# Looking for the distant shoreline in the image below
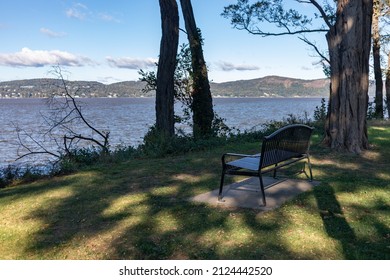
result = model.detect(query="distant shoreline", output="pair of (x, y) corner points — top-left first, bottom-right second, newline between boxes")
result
(0, 75), (330, 99)
(0, 95), (328, 100)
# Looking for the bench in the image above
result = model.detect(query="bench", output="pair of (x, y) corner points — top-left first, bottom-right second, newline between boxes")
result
(218, 124), (314, 206)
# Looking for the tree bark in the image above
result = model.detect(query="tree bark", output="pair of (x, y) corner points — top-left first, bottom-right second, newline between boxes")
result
(373, 0), (384, 119)
(180, 0), (214, 138)
(324, 0), (373, 154)
(156, 0), (179, 138)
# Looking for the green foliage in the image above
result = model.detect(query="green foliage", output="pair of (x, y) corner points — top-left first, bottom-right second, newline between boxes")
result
(174, 43), (193, 107)
(139, 44), (193, 130)
(54, 147), (102, 175)
(140, 43), (231, 138)
(0, 165), (20, 188)
(138, 69), (157, 93)
(321, 63), (331, 78)
(222, 0), (329, 36)
(108, 144), (139, 163)
(139, 125), (229, 158)
(139, 110), (319, 159)
(0, 164), (45, 188)
(139, 43), (192, 106)
(211, 114), (233, 137)
(313, 98), (327, 123)
(222, 0), (335, 79)
(258, 112), (313, 136)
(135, 110), (320, 160)
(139, 126), (177, 157)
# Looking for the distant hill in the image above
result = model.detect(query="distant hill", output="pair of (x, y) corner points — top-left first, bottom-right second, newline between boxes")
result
(210, 75), (329, 97)
(0, 75), (330, 99)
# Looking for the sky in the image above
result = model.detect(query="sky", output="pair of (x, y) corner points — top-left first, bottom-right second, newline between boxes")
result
(0, 0), (328, 84)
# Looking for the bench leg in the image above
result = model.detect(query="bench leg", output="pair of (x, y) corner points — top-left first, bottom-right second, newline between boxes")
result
(307, 156), (313, 181)
(218, 171), (225, 201)
(259, 174), (267, 207)
(273, 163), (278, 178)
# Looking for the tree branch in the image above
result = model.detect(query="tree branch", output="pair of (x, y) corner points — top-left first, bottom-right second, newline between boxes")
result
(299, 36), (330, 64)
(14, 66), (111, 164)
(244, 26), (328, 37)
(297, 0), (334, 29)
(14, 124), (61, 161)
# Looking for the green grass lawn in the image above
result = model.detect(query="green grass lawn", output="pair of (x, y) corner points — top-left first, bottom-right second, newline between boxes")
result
(1, 122), (389, 259)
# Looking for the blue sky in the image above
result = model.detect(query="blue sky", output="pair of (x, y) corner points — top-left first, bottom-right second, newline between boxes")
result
(0, 0), (328, 84)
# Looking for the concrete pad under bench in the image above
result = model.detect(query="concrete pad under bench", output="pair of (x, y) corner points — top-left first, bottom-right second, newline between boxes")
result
(190, 177), (320, 210)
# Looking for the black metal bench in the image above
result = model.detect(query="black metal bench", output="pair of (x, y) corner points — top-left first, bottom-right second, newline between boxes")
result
(218, 124), (314, 206)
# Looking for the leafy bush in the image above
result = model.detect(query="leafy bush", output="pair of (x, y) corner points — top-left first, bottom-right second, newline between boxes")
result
(313, 98), (327, 123)
(54, 146), (109, 175)
(0, 165), (20, 188)
(0, 164), (45, 188)
(138, 125), (229, 158)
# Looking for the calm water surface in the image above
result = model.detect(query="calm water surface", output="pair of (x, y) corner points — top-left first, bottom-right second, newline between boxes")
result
(0, 97), (322, 167)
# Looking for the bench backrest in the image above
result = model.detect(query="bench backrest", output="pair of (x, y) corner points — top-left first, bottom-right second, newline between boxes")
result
(259, 124), (314, 169)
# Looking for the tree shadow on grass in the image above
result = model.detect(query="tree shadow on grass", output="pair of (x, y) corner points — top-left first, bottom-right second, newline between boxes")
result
(313, 183), (357, 259)
(345, 198), (390, 259)
(107, 191), (293, 259)
(17, 157), (304, 259)
(0, 177), (77, 202)
(3, 125), (389, 259)
(311, 134), (390, 259)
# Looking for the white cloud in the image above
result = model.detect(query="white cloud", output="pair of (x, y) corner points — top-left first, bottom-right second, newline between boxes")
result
(66, 3), (89, 20)
(216, 61), (260, 71)
(40, 28), (67, 38)
(98, 13), (120, 23)
(301, 65), (313, 71)
(106, 56), (157, 69)
(0, 48), (95, 67)
(65, 3), (120, 23)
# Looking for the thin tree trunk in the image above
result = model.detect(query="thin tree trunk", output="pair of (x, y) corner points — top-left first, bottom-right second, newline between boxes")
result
(324, 0), (373, 153)
(386, 52), (390, 117)
(373, 0), (384, 119)
(180, 0), (214, 138)
(156, 0), (179, 138)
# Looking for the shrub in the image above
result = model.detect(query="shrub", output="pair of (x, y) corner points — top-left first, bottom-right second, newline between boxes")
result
(0, 164), (45, 188)
(139, 125), (229, 158)
(313, 98), (327, 123)
(0, 165), (20, 188)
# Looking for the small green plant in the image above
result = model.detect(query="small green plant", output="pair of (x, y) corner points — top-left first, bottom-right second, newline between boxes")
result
(313, 98), (327, 123)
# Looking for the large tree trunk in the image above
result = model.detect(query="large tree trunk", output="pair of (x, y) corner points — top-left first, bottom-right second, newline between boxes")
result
(324, 0), (373, 154)
(180, 0), (214, 138)
(156, 0), (179, 138)
(373, 0), (384, 119)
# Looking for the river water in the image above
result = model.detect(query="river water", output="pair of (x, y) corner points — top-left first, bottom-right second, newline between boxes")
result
(0, 97), (322, 168)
